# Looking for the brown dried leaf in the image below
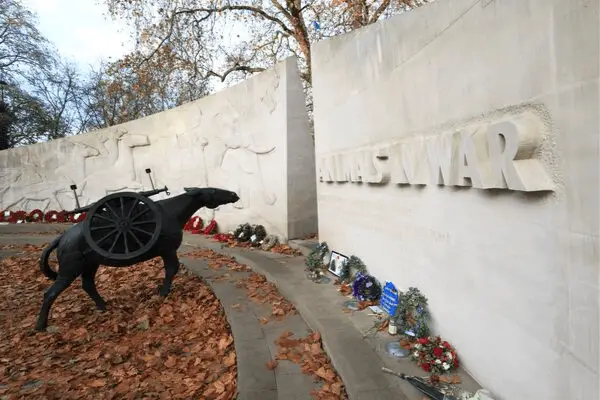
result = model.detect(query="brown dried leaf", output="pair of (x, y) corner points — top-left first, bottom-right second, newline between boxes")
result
(265, 360), (278, 370)
(164, 356), (177, 368)
(88, 379), (106, 388)
(218, 335), (233, 350)
(439, 375), (462, 384)
(223, 351), (236, 367)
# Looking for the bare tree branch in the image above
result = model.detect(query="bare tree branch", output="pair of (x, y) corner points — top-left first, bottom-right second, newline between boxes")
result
(206, 65), (266, 82)
(175, 6), (294, 36)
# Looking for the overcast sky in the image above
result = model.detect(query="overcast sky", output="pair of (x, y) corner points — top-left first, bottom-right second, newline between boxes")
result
(22, 0), (134, 71)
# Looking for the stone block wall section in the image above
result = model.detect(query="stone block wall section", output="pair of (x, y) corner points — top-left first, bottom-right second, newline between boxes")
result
(311, 1), (599, 400)
(0, 57), (317, 240)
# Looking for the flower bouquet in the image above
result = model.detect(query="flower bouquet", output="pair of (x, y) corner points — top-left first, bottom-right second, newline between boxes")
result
(410, 336), (459, 374)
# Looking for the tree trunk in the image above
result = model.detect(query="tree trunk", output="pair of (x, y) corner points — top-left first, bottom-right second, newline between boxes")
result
(0, 101), (11, 150)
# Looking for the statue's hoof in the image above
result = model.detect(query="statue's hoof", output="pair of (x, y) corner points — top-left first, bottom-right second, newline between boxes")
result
(157, 285), (169, 297)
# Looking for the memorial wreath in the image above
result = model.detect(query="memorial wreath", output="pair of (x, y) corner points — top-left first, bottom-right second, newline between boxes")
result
(351, 272), (382, 302)
(410, 335), (459, 375)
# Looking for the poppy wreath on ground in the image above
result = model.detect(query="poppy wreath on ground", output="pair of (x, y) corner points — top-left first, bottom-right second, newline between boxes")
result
(55, 211), (68, 223)
(185, 216), (203, 231)
(202, 220), (217, 235)
(410, 336), (459, 375)
(71, 212), (87, 223)
(351, 272), (382, 302)
(28, 209), (44, 222)
(5, 211), (17, 223)
(44, 210), (59, 223)
(0, 210), (12, 222)
(10, 211), (28, 223)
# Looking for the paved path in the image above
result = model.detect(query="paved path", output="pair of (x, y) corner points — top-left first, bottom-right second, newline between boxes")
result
(183, 235), (482, 400)
(179, 245), (321, 400)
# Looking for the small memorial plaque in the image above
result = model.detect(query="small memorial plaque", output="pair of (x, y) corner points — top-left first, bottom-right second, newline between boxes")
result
(328, 251), (348, 277)
(380, 281), (399, 317)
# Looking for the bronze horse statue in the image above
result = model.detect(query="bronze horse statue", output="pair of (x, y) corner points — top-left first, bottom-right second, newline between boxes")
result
(35, 187), (239, 331)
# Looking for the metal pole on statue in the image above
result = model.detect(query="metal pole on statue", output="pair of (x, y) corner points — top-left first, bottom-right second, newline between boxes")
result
(70, 184), (81, 209)
(145, 168), (156, 190)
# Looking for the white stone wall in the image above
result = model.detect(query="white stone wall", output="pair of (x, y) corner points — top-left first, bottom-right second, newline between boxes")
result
(0, 57), (317, 240)
(311, 1), (598, 399)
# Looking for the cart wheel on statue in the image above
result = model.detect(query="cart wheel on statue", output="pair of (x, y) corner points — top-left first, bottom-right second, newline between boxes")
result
(82, 191), (163, 261)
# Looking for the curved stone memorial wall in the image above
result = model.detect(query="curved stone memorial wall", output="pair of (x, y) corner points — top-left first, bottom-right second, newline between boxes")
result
(0, 58), (317, 240)
(311, 0), (598, 399)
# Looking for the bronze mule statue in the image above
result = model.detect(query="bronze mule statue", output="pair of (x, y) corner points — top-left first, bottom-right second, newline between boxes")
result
(35, 187), (239, 331)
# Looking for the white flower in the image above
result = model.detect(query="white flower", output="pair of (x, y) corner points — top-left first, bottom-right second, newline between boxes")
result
(443, 362), (450, 370)
(446, 352), (453, 360)
(435, 359), (442, 364)
(414, 344), (422, 349)
(413, 351), (420, 357)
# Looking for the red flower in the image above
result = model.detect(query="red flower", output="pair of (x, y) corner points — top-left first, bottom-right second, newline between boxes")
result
(442, 341), (452, 349)
(433, 347), (443, 357)
(453, 358), (459, 368)
(417, 337), (429, 345)
(421, 363), (431, 372)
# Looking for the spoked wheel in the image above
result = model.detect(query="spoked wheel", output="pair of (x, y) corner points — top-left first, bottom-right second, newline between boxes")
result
(82, 192), (163, 261)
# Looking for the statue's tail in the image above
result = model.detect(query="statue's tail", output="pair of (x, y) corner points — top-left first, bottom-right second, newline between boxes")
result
(39, 235), (62, 281)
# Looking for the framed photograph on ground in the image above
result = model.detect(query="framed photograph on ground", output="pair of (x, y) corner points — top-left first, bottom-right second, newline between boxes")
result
(328, 251), (349, 277)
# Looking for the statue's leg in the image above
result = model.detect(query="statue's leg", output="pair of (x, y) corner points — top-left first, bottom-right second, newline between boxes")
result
(81, 264), (107, 311)
(34, 272), (79, 331)
(158, 251), (180, 297)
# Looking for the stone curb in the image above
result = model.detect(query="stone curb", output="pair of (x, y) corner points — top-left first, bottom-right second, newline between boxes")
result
(179, 256), (277, 400)
(183, 237), (405, 400)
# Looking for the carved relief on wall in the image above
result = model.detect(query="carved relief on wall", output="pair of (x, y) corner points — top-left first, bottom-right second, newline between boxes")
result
(207, 103), (278, 207)
(0, 69), (285, 224)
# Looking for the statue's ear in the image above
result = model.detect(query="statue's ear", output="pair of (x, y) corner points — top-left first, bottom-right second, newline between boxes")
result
(183, 187), (202, 196)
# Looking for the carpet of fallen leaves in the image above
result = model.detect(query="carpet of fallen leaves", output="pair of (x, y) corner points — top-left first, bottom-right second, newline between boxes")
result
(0, 245), (236, 400)
(183, 247), (347, 399)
